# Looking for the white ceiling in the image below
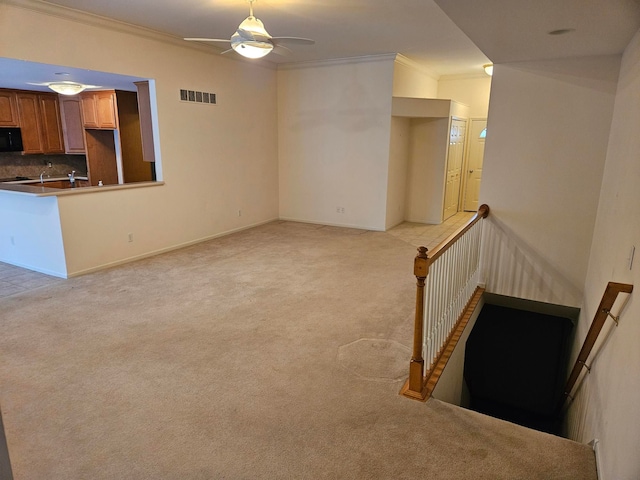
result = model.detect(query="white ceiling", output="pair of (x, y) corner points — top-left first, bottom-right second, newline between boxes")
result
(2, 0), (640, 91)
(434, 0), (640, 64)
(37, 0), (492, 76)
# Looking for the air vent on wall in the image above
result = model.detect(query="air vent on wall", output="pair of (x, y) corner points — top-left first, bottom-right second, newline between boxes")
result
(180, 89), (217, 105)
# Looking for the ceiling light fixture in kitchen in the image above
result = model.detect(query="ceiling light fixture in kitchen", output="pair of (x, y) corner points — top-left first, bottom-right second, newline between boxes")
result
(48, 81), (88, 95)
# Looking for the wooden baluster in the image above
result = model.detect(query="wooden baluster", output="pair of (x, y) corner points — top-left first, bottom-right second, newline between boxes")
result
(401, 205), (490, 401)
(406, 246), (429, 398)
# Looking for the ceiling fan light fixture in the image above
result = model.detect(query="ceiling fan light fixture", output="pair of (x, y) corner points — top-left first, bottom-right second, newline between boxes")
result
(232, 41), (273, 59)
(183, 0), (313, 59)
(238, 15), (269, 37)
(48, 81), (87, 95)
(231, 12), (273, 59)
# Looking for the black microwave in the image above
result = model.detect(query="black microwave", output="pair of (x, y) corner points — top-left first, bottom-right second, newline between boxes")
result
(0, 128), (24, 152)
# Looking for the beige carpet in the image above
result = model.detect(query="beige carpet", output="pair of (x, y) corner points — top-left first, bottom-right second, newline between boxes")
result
(0, 221), (596, 479)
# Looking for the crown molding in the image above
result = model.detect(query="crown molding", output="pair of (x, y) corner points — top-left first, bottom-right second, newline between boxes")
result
(438, 72), (491, 81)
(6, 0), (188, 46)
(3, 0), (278, 70)
(277, 53), (398, 71)
(393, 54), (440, 81)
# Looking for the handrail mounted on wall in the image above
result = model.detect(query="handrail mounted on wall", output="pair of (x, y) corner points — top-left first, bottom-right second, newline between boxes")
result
(560, 281), (633, 410)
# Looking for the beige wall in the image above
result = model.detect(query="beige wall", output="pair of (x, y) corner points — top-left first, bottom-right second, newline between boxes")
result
(479, 56), (620, 306)
(438, 74), (492, 118)
(386, 117), (410, 229)
(404, 118), (450, 224)
(392, 56), (439, 98)
(277, 57), (395, 231)
(0, 2), (279, 275)
(566, 30), (640, 480)
(386, 58), (441, 229)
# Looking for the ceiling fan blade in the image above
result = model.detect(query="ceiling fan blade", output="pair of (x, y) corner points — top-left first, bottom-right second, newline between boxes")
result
(184, 38), (231, 43)
(236, 28), (256, 41)
(271, 37), (315, 45)
(236, 28), (272, 44)
(272, 44), (293, 56)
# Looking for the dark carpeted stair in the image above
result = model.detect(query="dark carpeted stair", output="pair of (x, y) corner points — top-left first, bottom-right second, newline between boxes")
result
(464, 303), (573, 434)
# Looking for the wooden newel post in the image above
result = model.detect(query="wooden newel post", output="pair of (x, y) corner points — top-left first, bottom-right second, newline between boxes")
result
(408, 246), (429, 396)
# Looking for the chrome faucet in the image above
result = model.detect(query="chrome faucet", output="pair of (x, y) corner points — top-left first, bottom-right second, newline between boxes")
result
(40, 171), (45, 183)
(68, 170), (76, 187)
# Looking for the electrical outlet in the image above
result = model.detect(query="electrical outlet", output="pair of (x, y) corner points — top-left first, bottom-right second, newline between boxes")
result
(336, 206), (345, 214)
(128, 233), (134, 243)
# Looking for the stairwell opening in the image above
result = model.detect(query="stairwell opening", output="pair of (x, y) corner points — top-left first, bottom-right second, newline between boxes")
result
(431, 293), (579, 436)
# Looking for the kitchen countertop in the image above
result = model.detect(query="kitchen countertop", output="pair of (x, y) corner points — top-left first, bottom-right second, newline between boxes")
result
(0, 179), (163, 196)
(0, 175), (89, 184)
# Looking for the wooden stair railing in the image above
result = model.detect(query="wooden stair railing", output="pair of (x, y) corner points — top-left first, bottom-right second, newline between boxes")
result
(401, 204), (490, 401)
(559, 281), (633, 410)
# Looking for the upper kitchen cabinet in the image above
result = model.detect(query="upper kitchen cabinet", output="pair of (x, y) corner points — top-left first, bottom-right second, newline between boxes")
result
(38, 94), (65, 153)
(16, 92), (44, 154)
(59, 95), (86, 154)
(81, 90), (118, 129)
(0, 90), (19, 127)
(82, 90), (153, 186)
(15, 91), (65, 154)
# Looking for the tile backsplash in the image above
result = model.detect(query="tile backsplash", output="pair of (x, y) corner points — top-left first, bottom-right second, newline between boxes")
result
(0, 152), (87, 179)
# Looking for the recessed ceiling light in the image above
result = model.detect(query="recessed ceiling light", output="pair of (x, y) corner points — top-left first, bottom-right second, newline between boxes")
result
(548, 28), (576, 36)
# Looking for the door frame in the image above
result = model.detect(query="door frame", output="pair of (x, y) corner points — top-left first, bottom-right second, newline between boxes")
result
(459, 117), (487, 212)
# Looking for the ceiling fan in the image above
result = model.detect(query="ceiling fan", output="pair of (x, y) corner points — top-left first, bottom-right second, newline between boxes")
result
(184, 0), (315, 59)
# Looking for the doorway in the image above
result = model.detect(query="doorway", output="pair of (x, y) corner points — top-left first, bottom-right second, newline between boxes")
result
(463, 119), (487, 212)
(443, 118), (467, 221)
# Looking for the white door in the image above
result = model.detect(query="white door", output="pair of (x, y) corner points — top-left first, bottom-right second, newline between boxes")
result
(443, 118), (466, 221)
(463, 119), (487, 212)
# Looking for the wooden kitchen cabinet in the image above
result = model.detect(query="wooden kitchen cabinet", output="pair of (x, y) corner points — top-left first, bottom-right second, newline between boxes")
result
(85, 129), (119, 186)
(38, 94), (65, 153)
(16, 92), (44, 154)
(59, 96), (86, 154)
(0, 89), (19, 127)
(81, 91), (118, 129)
(16, 91), (65, 154)
(116, 90), (153, 183)
(81, 90), (151, 185)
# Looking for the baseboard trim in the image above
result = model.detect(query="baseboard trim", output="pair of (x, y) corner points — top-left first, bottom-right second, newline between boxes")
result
(66, 218), (279, 278)
(589, 439), (602, 480)
(278, 216), (384, 232)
